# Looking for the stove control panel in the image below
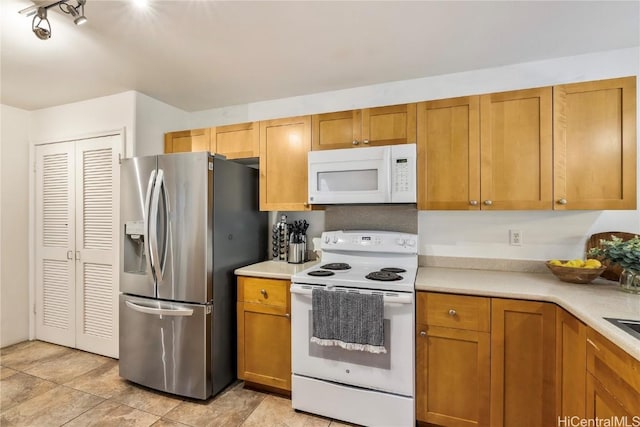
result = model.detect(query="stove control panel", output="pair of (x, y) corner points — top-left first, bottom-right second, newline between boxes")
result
(321, 230), (417, 253)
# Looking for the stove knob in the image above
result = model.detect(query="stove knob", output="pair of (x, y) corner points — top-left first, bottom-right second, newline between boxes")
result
(407, 239), (416, 247)
(396, 238), (406, 246)
(332, 236), (339, 244)
(324, 235), (330, 244)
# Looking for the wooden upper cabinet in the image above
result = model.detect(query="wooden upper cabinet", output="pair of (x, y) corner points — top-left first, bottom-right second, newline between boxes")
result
(553, 76), (637, 210)
(211, 122), (260, 159)
(259, 116), (312, 211)
(417, 96), (481, 210)
(312, 103), (416, 150)
(164, 128), (211, 153)
(480, 87), (553, 210)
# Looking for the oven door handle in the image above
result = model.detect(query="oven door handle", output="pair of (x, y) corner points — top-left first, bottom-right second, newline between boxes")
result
(290, 284), (414, 305)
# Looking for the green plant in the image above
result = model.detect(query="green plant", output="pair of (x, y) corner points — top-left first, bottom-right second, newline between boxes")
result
(588, 235), (640, 272)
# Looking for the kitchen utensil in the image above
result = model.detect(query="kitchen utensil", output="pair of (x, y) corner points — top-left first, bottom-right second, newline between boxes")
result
(288, 243), (305, 264)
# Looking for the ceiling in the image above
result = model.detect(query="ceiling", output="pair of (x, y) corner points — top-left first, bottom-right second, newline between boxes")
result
(1, 1), (639, 112)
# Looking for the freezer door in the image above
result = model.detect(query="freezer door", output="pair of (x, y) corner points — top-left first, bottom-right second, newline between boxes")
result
(119, 294), (212, 399)
(120, 155), (157, 298)
(155, 152), (212, 303)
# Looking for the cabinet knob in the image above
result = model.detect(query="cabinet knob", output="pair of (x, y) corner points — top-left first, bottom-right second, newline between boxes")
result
(363, 139), (370, 144)
(260, 289), (268, 298)
(352, 140), (359, 145)
(557, 198), (568, 205)
(419, 331), (426, 337)
(483, 200), (493, 206)
(469, 200), (478, 206)
(448, 309), (457, 316)
(285, 313), (290, 318)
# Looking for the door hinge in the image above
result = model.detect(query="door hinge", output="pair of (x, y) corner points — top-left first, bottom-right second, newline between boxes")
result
(33, 304), (36, 315)
(118, 153), (122, 164)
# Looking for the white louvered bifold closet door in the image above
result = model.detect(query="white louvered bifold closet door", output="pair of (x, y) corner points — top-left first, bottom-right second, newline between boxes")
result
(35, 134), (120, 358)
(74, 136), (119, 357)
(35, 141), (76, 347)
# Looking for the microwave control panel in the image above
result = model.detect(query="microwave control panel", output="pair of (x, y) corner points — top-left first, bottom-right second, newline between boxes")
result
(390, 144), (416, 203)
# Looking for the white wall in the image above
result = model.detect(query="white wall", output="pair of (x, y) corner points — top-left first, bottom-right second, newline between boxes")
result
(189, 47), (640, 261)
(1, 105), (31, 347)
(134, 93), (189, 157)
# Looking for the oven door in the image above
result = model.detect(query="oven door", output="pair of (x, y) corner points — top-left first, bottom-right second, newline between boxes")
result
(290, 284), (414, 396)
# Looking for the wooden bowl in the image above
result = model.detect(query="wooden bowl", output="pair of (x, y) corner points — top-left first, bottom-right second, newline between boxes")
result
(545, 261), (607, 284)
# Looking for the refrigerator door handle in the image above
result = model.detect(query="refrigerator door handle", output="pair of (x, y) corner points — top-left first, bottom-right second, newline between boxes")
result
(144, 169), (157, 281)
(125, 300), (194, 317)
(149, 168), (164, 281)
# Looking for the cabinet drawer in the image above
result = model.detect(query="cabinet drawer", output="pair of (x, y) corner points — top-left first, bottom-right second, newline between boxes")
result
(417, 292), (490, 332)
(239, 277), (288, 308)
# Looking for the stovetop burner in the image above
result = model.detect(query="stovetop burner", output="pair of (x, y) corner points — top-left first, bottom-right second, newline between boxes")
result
(366, 271), (403, 281)
(380, 267), (407, 273)
(307, 270), (335, 277)
(320, 263), (351, 271)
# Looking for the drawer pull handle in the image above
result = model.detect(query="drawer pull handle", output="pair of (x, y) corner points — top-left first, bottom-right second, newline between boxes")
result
(586, 338), (599, 351)
(419, 331), (426, 337)
(448, 309), (457, 316)
(260, 289), (268, 298)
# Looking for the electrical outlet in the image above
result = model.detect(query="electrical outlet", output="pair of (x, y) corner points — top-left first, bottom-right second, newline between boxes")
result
(509, 230), (522, 246)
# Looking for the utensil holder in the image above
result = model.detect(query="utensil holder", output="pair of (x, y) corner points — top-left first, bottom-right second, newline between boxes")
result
(288, 242), (306, 264)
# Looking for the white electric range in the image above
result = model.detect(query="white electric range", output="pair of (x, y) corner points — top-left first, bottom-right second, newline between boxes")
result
(290, 230), (417, 427)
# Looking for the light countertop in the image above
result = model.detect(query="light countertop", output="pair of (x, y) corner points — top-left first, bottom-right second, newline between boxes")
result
(235, 260), (319, 280)
(234, 260), (640, 362)
(416, 267), (640, 362)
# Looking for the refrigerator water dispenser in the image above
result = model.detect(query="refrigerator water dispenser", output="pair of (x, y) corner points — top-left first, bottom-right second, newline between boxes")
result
(124, 220), (146, 274)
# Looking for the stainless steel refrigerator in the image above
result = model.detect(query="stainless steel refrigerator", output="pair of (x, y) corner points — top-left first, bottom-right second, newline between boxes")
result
(119, 151), (266, 400)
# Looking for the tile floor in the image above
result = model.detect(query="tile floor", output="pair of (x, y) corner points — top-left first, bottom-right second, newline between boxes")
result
(0, 340), (354, 426)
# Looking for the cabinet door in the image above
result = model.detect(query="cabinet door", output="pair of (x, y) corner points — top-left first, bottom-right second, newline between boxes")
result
(211, 122), (259, 159)
(237, 277), (291, 392)
(556, 308), (586, 419)
(553, 76), (637, 210)
(311, 110), (360, 150)
(586, 328), (640, 416)
(585, 374), (633, 419)
(417, 97), (481, 210)
(164, 128), (211, 153)
(259, 116), (311, 211)
(490, 299), (556, 427)
(361, 103), (417, 146)
(237, 302), (291, 391)
(480, 88), (553, 210)
(416, 325), (490, 427)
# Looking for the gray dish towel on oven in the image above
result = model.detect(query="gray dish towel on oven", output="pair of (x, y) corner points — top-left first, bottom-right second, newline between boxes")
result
(311, 288), (386, 354)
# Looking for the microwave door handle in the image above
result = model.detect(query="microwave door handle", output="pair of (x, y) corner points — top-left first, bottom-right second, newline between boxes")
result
(149, 169), (164, 281)
(143, 170), (157, 282)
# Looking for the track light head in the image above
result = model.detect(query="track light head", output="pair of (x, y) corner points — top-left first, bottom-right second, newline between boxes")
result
(32, 7), (52, 40)
(23, 0), (88, 39)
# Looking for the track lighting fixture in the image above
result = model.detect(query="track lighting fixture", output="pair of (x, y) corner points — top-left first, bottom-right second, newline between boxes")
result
(20, 0), (88, 40)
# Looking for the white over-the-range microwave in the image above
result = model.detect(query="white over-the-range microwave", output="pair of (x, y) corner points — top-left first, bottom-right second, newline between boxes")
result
(307, 143), (417, 205)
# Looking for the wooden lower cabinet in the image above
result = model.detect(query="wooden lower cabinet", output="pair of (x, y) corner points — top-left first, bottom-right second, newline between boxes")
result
(237, 276), (291, 392)
(416, 292), (491, 427)
(490, 299), (556, 427)
(586, 328), (640, 418)
(556, 307), (587, 419)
